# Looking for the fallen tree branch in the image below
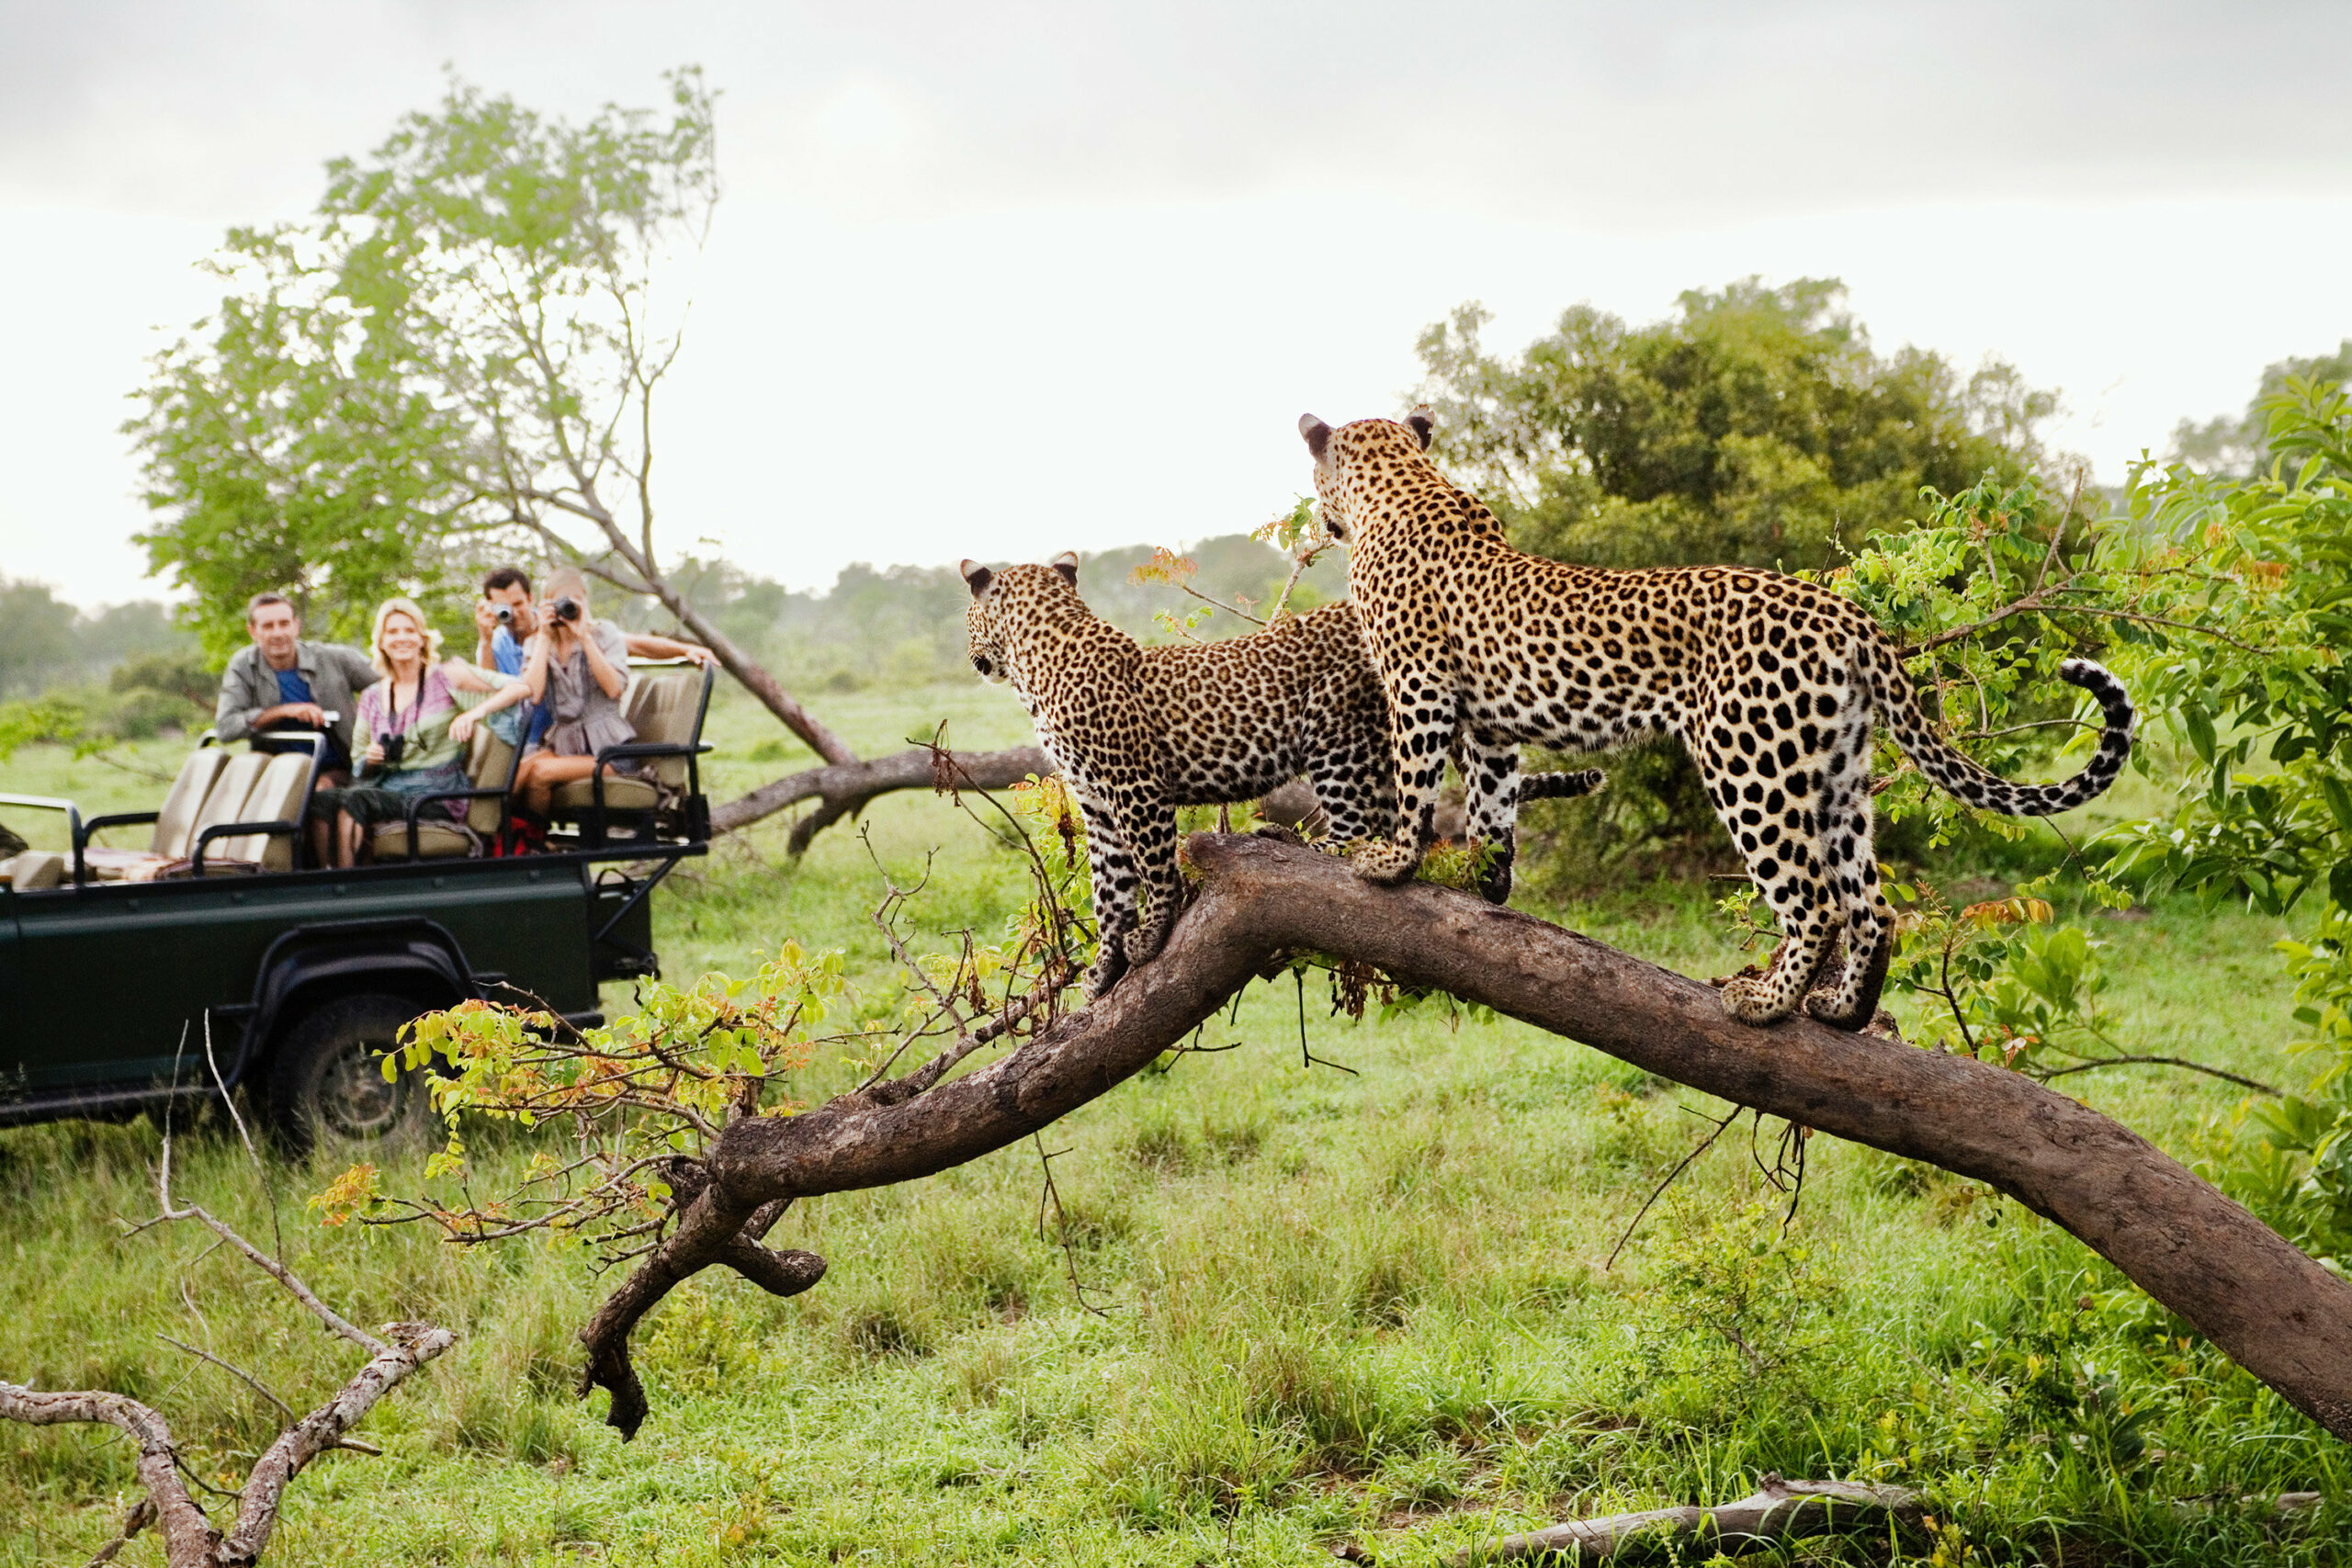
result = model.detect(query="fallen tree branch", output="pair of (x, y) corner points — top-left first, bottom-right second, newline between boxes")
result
(572, 833), (2352, 1444)
(2, 1144), (452, 1564)
(1464, 1473), (1924, 1563)
(711, 744), (1053, 840)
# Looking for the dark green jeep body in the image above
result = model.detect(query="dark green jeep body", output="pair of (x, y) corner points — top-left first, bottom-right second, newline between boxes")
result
(0, 839), (686, 1137)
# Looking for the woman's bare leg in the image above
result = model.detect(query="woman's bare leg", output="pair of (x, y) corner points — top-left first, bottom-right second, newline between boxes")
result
(515, 753), (597, 818)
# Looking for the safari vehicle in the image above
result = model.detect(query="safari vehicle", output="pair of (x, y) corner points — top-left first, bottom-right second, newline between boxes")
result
(0, 661), (716, 1149)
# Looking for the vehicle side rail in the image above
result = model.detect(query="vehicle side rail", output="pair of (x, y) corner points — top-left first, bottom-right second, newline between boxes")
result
(580, 739), (714, 847)
(393, 786), (512, 861)
(191, 819), (302, 877)
(76, 811), (161, 846)
(0, 793), (85, 886)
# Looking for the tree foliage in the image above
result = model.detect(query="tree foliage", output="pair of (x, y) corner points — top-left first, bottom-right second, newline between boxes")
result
(1799, 374), (2352, 1270)
(125, 68), (718, 659)
(2169, 339), (2352, 478)
(1414, 277), (2059, 572)
(0, 580), (79, 698)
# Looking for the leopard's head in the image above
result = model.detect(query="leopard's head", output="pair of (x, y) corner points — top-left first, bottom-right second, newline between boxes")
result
(1297, 407), (1433, 545)
(962, 553), (1081, 684)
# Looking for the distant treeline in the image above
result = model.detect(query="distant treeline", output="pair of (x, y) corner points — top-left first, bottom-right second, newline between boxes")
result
(0, 581), (189, 699)
(616, 534), (1347, 693)
(2, 533), (1340, 733)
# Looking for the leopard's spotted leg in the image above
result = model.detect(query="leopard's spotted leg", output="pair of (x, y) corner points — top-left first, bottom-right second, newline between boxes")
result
(1071, 785), (1138, 999)
(1804, 705), (1897, 1030)
(1119, 789), (1184, 972)
(1306, 731), (1396, 852)
(1697, 708), (1843, 1026)
(1456, 729), (1524, 905)
(1353, 671), (1457, 886)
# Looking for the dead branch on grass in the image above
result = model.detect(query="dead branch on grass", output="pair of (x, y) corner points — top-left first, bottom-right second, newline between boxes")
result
(0, 1139), (451, 1566)
(1462, 1472), (1925, 1564)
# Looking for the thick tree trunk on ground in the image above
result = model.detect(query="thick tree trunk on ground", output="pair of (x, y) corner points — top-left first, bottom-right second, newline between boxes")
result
(709, 745), (1055, 842)
(579, 832), (2352, 1444)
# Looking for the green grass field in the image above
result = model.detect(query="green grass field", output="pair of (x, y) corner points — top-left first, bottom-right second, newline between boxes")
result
(3, 686), (2346, 1564)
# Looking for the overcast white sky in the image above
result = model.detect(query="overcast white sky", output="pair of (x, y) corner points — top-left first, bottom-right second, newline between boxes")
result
(5, 0), (2350, 610)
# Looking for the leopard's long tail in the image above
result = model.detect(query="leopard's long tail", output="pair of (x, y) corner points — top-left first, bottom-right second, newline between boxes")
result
(1861, 639), (2133, 817)
(1517, 768), (1606, 803)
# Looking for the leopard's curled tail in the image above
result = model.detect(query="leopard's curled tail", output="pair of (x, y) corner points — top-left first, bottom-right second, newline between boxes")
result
(1862, 639), (2134, 817)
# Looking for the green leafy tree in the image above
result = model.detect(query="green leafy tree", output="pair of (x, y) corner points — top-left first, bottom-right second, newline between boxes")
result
(127, 228), (477, 660)
(1747, 373), (2352, 1270)
(1415, 277), (2058, 572)
(127, 68), (853, 763)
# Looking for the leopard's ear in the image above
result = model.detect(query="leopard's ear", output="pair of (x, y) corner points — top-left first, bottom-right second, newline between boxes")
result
(1299, 413), (1333, 461)
(1048, 551), (1080, 588)
(959, 559), (995, 600)
(1405, 405), (1434, 452)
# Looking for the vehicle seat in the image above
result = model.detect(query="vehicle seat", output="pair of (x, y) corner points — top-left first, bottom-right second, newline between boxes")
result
(2, 852), (65, 891)
(152, 748), (231, 859)
(369, 718), (517, 860)
(217, 752), (314, 870)
(176, 752), (271, 871)
(546, 670), (696, 818)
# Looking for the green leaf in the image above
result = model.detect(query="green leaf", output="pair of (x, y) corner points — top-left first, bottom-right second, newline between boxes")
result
(2331, 858), (2352, 913)
(2184, 705), (2217, 765)
(2321, 775), (2352, 837)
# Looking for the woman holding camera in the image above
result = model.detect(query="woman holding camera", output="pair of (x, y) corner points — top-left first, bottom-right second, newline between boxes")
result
(320, 597), (529, 867)
(512, 568), (643, 827)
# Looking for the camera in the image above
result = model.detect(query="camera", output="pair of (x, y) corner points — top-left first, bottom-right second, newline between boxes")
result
(552, 596), (582, 624)
(492, 604), (515, 626)
(379, 733), (406, 769)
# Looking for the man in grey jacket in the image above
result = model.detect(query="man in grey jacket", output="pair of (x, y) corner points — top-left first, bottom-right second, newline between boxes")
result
(213, 593), (378, 785)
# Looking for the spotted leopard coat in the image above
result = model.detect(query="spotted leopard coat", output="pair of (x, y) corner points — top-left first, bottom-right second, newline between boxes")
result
(1298, 412), (2133, 1030)
(963, 554), (1599, 997)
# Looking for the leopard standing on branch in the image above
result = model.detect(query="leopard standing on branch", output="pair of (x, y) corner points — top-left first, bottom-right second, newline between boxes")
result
(962, 554), (1600, 998)
(1295, 410), (2134, 1030)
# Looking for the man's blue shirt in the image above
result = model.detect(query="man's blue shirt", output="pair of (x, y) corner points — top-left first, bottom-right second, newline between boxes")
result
(492, 626), (526, 676)
(262, 664), (349, 769)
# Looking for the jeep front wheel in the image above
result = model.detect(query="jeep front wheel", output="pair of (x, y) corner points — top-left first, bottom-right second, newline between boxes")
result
(266, 992), (435, 1155)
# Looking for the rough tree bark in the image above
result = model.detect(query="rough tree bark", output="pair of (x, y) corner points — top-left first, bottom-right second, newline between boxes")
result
(575, 832), (2352, 1444)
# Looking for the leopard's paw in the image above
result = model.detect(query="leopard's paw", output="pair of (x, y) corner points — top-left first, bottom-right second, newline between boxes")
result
(1719, 975), (1795, 1026)
(1081, 953), (1126, 1001)
(1346, 839), (1421, 886)
(1251, 821), (1305, 847)
(1801, 987), (1871, 1032)
(1123, 919), (1172, 968)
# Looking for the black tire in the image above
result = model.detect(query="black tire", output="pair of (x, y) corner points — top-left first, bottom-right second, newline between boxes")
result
(266, 992), (436, 1156)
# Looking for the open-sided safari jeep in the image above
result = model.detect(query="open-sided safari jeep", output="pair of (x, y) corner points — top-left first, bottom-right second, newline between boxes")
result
(0, 660), (714, 1145)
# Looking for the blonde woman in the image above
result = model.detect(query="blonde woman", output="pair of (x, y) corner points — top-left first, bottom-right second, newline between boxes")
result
(321, 598), (529, 867)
